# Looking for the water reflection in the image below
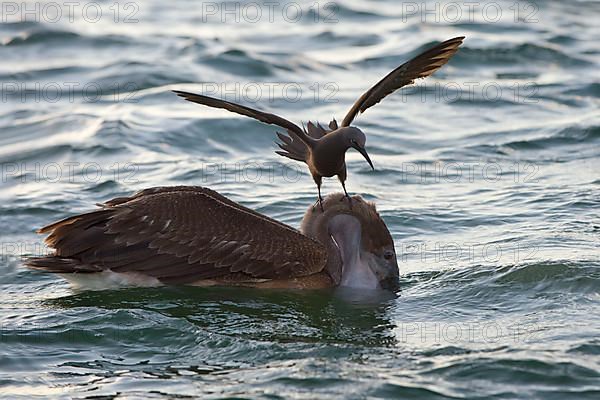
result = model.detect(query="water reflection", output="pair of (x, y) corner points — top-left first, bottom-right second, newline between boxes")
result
(47, 285), (399, 347)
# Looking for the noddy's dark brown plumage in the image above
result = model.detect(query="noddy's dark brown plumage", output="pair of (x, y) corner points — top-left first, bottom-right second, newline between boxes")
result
(174, 36), (464, 209)
(26, 186), (399, 290)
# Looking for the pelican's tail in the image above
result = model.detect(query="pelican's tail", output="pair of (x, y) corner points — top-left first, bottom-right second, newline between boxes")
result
(25, 256), (101, 273)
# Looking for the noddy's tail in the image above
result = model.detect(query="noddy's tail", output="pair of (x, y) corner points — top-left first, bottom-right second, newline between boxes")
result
(275, 120), (337, 162)
(275, 129), (308, 162)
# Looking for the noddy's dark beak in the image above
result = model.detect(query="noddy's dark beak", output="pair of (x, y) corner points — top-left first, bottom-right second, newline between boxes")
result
(352, 144), (374, 170)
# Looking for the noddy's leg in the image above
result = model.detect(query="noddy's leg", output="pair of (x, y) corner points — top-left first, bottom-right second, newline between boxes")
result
(317, 184), (324, 212)
(337, 171), (352, 208)
(312, 175), (324, 212)
(340, 180), (352, 208)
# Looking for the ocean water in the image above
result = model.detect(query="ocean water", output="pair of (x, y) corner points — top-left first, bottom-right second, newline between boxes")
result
(1, 0), (599, 398)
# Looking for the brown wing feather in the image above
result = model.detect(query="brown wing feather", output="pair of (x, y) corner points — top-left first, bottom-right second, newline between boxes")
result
(28, 187), (327, 284)
(173, 90), (313, 146)
(341, 36), (465, 127)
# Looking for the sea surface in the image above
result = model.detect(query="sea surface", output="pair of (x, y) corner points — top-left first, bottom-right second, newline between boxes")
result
(1, 0), (599, 398)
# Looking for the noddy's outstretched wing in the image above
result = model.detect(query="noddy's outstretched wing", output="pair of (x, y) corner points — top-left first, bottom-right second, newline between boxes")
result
(173, 90), (312, 145)
(27, 186), (328, 284)
(341, 36), (464, 127)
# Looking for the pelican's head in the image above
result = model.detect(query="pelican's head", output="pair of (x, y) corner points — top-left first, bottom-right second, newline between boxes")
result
(300, 194), (398, 291)
(340, 127), (374, 170)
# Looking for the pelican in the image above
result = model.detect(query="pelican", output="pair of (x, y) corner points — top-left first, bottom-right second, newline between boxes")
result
(26, 187), (399, 290)
(174, 36), (464, 209)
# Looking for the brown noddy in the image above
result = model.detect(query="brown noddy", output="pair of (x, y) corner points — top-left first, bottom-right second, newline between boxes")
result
(26, 186), (399, 290)
(174, 36), (464, 210)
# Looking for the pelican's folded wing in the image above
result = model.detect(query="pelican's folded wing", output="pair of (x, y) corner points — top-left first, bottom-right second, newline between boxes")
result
(27, 187), (327, 284)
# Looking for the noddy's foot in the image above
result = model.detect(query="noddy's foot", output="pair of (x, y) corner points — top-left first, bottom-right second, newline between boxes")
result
(340, 194), (353, 209)
(313, 198), (324, 212)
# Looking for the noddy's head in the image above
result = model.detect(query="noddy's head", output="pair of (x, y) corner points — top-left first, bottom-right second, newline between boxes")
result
(342, 127), (374, 170)
(301, 194), (399, 291)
